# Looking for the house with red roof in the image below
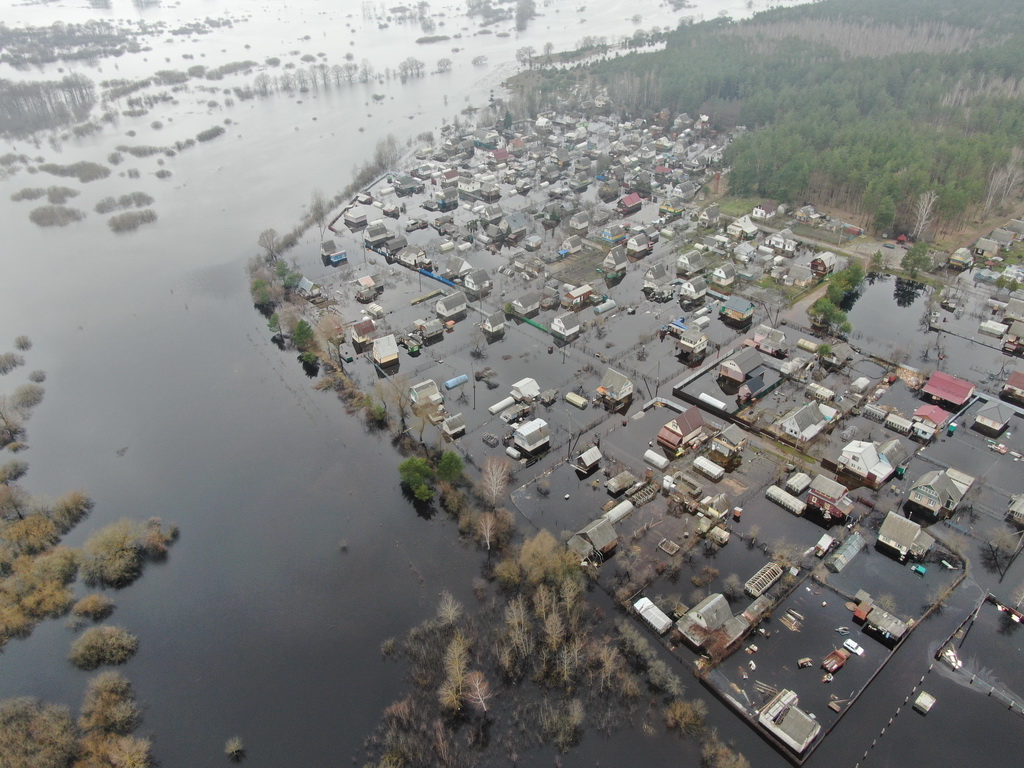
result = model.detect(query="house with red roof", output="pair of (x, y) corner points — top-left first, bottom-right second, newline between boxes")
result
(921, 371), (975, 408)
(1003, 370), (1024, 403)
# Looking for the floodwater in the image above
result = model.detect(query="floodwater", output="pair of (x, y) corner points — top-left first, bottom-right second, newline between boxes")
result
(0, 1), (1001, 767)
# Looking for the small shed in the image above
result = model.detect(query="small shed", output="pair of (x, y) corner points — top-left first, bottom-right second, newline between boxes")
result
(372, 334), (399, 367)
(575, 446), (603, 473)
(442, 413), (466, 439)
(634, 597), (673, 635)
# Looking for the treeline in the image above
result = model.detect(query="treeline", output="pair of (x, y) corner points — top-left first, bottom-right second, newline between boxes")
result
(0, 75), (96, 136)
(584, 0), (1024, 234)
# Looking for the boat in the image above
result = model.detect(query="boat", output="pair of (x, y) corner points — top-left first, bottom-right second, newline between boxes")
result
(798, 657), (813, 668)
(822, 673), (833, 683)
(821, 648), (850, 673)
(835, 626), (850, 635)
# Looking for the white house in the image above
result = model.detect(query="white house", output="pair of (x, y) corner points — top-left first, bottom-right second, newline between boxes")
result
(513, 418), (550, 454)
(777, 403), (830, 442)
(435, 291), (467, 321)
(751, 201), (779, 220)
(711, 263), (737, 287)
(766, 228), (797, 253)
(678, 276), (707, 303)
(727, 215), (759, 239)
(677, 328), (708, 358)
(676, 249), (707, 276)
(551, 312), (581, 341)
(463, 268), (492, 297)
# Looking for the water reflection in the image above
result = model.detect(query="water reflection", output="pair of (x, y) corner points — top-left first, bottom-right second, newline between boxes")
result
(894, 277), (927, 308)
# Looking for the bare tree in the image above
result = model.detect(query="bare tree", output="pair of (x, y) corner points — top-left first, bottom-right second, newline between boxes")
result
(463, 670), (493, 713)
(911, 189), (938, 241)
(309, 189), (330, 244)
(257, 228), (280, 261)
(477, 512), (495, 550)
(479, 457), (510, 507)
(437, 590), (463, 626)
(515, 46), (536, 69)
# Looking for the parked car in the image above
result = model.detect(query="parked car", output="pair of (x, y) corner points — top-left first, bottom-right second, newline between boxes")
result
(843, 639), (865, 656)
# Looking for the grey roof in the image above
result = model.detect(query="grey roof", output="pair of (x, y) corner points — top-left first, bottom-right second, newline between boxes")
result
(717, 423), (746, 447)
(686, 593), (732, 630)
(912, 469), (967, 507)
(878, 438), (910, 467)
(878, 511), (934, 553)
(727, 347), (764, 375)
(715, 263), (737, 279)
(977, 400), (1013, 426)
(581, 517), (617, 551)
(722, 295), (754, 314)
(598, 368), (632, 397)
(809, 473), (847, 500)
(686, 276), (707, 292)
(437, 291), (467, 312)
(782, 403), (824, 433)
(442, 413), (466, 433)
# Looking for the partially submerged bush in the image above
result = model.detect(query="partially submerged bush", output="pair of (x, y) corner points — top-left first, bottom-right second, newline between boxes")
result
(79, 518), (177, 587)
(78, 671), (139, 734)
(0, 697), (77, 768)
(68, 626), (138, 670)
(72, 594), (115, 622)
(107, 209), (157, 233)
(28, 205), (85, 227)
(0, 352), (25, 374)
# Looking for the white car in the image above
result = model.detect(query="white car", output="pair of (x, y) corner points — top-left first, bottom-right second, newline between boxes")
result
(843, 639), (865, 656)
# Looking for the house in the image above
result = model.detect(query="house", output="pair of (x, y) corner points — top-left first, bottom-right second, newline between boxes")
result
(948, 248), (974, 270)
(626, 232), (651, 258)
(350, 318), (377, 347)
(991, 228), (1015, 249)
(441, 413), (466, 440)
(656, 408), (706, 456)
(787, 264), (815, 287)
(911, 404), (951, 441)
(643, 263), (672, 292)
(676, 328), (709, 359)
(568, 211), (590, 231)
(560, 234), (583, 255)
(562, 284), (594, 311)
(616, 192), (643, 216)
(415, 318), (444, 342)
(503, 211), (531, 241)
(296, 276), (318, 298)
(877, 511), (935, 561)
(836, 439), (902, 487)
(596, 368), (633, 411)
(719, 347), (763, 383)
(659, 196), (687, 221)
(676, 249), (707, 276)
(711, 424), (748, 460)
(766, 228), (797, 254)
(482, 203), (504, 223)
(512, 291), (543, 317)
(372, 334), (399, 367)
(751, 201), (778, 220)
(409, 379), (443, 410)
(1008, 494), (1024, 525)
(974, 237), (999, 259)
(463, 268), (492, 297)
(320, 239), (347, 265)
(443, 253), (472, 280)
(758, 690), (820, 755)
(727, 215), (759, 240)
(777, 403), (829, 443)
(908, 468), (975, 517)
(751, 324), (787, 357)
(810, 252), (839, 277)
(678, 276), (707, 304)
(675, 593), (748, 652)
(698, 204), (720, 226)
(602, 246), (628, 277)
(711, 263), (736, 287)
(719, 295), (754, 324)
(598, 224), (628, 245)
(364, 219), (391, 248)
(481, 311), (504, 337)
(1003, 370), (1024, 402)
(974, 400), (1013, 434)
(922, 371), (975, 408)
(574, 517), (618, 559)
(435, 291), (467, 321)
(807, 474), (854, 520)
(551, 312), (581, 341)
(574, 446), (603, 475)
(1005, 298), (1024, 323)
(512, 418), (550, 454)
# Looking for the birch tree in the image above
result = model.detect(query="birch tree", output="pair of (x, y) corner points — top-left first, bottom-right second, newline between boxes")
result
(911, 189), (938, 241)
(462, 670), (493, 713)
(479, 457), (510, 507)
